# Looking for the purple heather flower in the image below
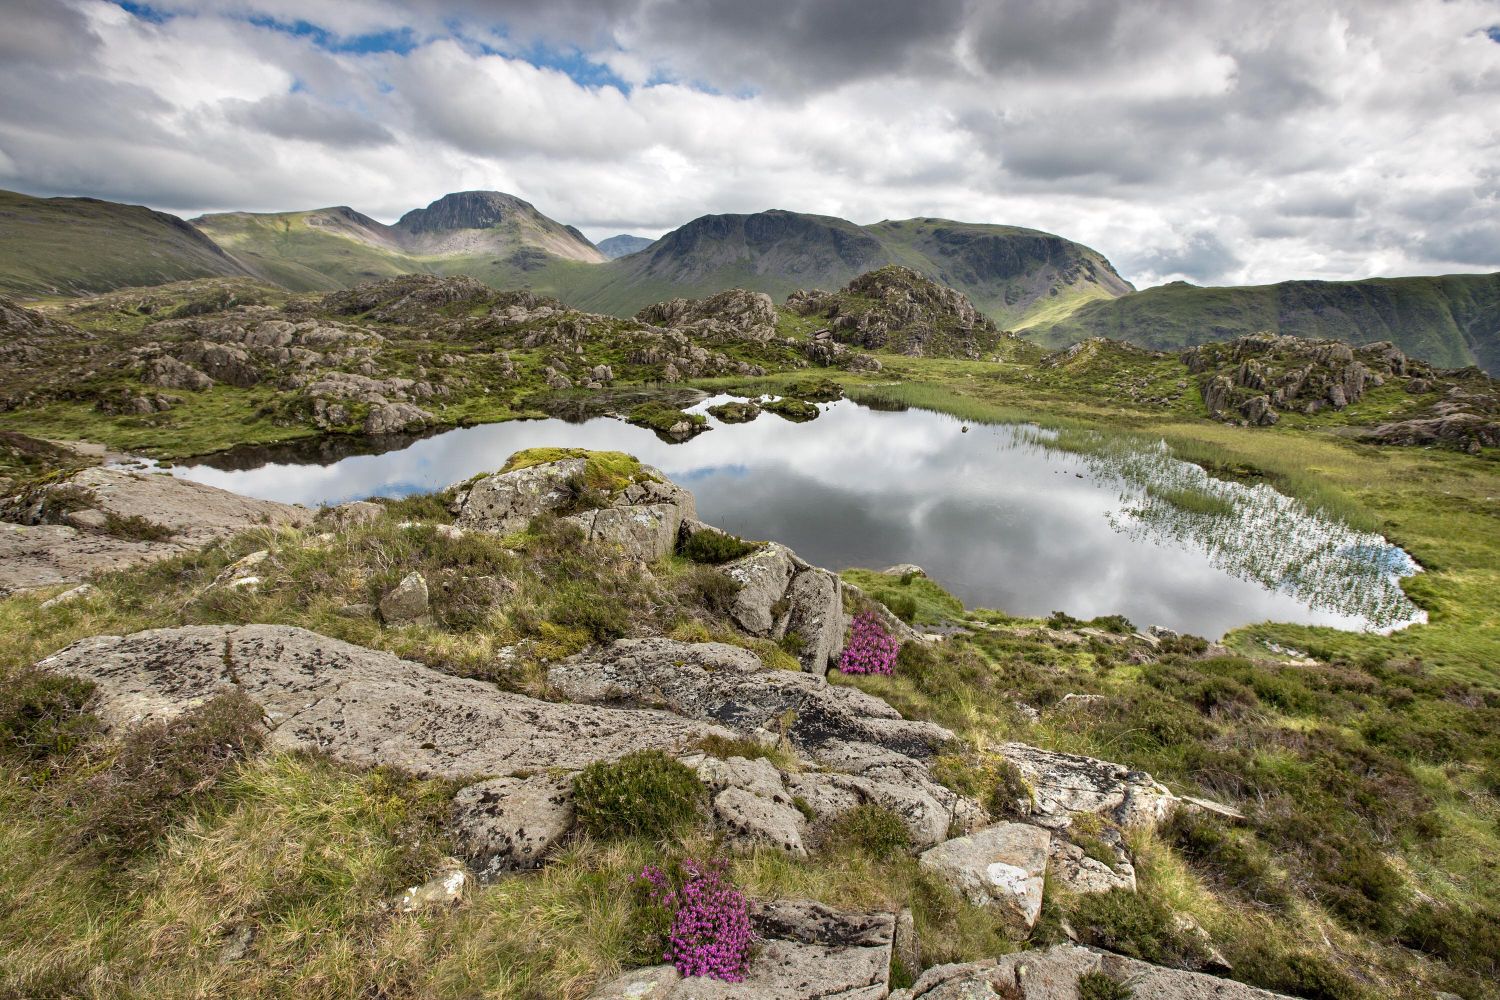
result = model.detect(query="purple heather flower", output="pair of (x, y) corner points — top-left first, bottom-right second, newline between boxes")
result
(838, 610), (900, 675)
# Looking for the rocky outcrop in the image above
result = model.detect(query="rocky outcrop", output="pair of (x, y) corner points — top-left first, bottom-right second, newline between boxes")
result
(588, 899), (895, 999)
(917, 823), (1051, 936)
(0, 467), (310, 593)
(38, 625), (732, 779)
(636, 288), (779, 343)
(999, 742), (1178, 831)
(363, 401), (434, 436)
(687, 531), (848, 673)
(891, 945), (1299, 1000)
(451, 773), (576, 876)
(453, 456), (696, 562)
(787, 266), (1005, 360)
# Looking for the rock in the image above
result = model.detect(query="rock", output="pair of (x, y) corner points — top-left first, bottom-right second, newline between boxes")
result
(454, 457), (694, 562)
(211, 549), (269, 590)
(893, 908), (921, 982)
(1, 469), (309, 593)
(39, 583), (95, 609)
(451, 774), (575, 875)
(777, 566), (846, 674)
(722, 543), (798, 634)
(895, 945), (1300, 999)
(917, 823), (1051, 936)
(396, 861), (467, 913)
(379, 571), (431, 625)
(1048, 838), (1136, 894)
(328, 500), (383, 529)
(549, 638), (952, 762)
(143, 355), (214, 391)
(363, 401), (433, 435)
(63, 508), (109, 531)
(883, 564), (926, 578)
(38, 625), (734, 779)
(589, 899), (894, 999)
(999, 743), (1176, 831)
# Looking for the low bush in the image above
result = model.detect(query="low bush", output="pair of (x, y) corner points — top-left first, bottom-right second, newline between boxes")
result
(1068, 888), (1208, 968)
(1397, 900), (1500, 981)
(572, 750), (706, 842)
(1165, 811), (1291, 910)
(0, 668), (96, 764)
(1076, 971), (1133, 1000)
(679, 529), (759, 564)
(821, 803), (911, 857)
(66, 690), (265, 855)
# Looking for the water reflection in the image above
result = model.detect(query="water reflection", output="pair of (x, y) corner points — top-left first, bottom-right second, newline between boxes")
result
(156, 397), (1425, 638)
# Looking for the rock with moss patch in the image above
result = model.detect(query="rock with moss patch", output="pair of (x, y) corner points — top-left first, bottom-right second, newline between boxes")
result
(379, 571), (431, 625)
(918, 823), (1051, 936)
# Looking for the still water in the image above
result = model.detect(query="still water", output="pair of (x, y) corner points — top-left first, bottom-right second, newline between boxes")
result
(156, 397), (1424, 639)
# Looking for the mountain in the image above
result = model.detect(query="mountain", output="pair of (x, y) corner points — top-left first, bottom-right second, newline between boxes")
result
(0, 189), (255, 297)
(1029, 274), (1500, 375)
(388, 191), (605, 262)
(189, 191), (605, 293)
(561, 210), (1133, 326)
(597, 234), (654, 259)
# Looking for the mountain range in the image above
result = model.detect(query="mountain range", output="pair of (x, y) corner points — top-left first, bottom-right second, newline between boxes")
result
(1, 186), (1496, 373)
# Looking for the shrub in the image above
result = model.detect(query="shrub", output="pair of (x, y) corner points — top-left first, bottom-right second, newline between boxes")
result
(67, 690), (265, 855)
(822, 803), (911, 857)
(103, 511), (175, 541)
(633, 858), (754, 981)
(838, 611), (900, 675)
(1398, 901), (1500, 980)
(1068, 889), (1208, 967)
(547, 581), (630, 644)
(572, 750), (706, 841)
(683, 565), (742, 617)
(1165, 811), (1291, 911)
(0, 668), (96, 764)
(1077, 972), (1133, 1000)
(680, 529), (759, 564)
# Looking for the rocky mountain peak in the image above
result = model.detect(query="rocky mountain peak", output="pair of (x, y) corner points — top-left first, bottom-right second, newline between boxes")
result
(394, 191), (534, 234)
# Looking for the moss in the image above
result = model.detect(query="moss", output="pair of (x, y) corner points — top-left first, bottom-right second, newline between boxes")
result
(706, 400), (760, 423)
(626, 402), (707, 436)
(499, 447), (656, 494)
(1077, 971), (1133, 1000)
(763, 397), (820, 422)
(572, 751), (706, 842)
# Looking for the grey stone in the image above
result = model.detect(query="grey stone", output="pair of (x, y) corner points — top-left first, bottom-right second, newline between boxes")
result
(918, 823), (1051, 936)
(38, 625), (734, 779)
(778, 567), (846, 674)
(588, 899), (894, 999)
(893, 908), (921, 982)
(40, 583), (95, 609)
(1048, 838), (1136, 894)
(999, 743), (1176, 831)
(328, 500), (384, 529)
(364, 401), (433, 435)
(722, 543), (798, 635)
(379, 571), (430, 625)
(452, 774), (575, 875)
(395, 861), (467, 913)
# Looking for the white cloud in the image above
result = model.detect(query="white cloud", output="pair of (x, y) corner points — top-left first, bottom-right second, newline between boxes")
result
(0, 0), (1496, 286)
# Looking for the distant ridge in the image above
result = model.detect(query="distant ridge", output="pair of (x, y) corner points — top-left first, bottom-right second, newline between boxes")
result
(597, 234), (654, 259)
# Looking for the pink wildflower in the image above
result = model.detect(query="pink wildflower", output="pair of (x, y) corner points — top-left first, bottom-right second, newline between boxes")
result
(837, 610), (900, 675)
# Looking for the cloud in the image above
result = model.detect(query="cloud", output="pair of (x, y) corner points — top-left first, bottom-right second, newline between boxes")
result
(0, 0), (1495, 284)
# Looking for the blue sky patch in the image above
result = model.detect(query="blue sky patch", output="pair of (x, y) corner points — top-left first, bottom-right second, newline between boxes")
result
(1488, 25), (1500, 43)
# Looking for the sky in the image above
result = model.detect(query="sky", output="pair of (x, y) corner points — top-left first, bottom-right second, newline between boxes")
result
(2, 0), (1499, 288)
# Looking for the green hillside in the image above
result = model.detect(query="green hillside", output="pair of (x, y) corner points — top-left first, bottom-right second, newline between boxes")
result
(0, 189), (254, 296)
(1031, 273), (1500, 374)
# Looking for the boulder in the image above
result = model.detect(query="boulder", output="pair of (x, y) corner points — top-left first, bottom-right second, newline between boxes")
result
(395, 861), (467, 913)
(891, 945), (1300, 1000)
(39, 583), (95, 609)
(722, 543), (798, 635)
(1048, 838), (1136, 894)
(451, 773), (575, 875)
(776, 566), (846, 674)
(38, 625), (734, 779)
(379, 571), (431, 625)
(144, 355), (214, 391)
(363, 401), (432, 435)
(999, 743), (1176, 831)
(917, 823), (1051, 936)
(587, 899), (894, 999)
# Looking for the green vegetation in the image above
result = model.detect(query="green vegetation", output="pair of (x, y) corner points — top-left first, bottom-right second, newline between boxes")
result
(763, 397), (820, 422)
(1077, 971), (1134, 1000)
(819, 803), (912, 857)
(626, 402), (708, 436)
(572, 751), (707, 842)
(840, 568), (965, 626)
(679, 528), (760, 564)
(1028, 273), (1500, 374)
(500, 447), (655, 494)
(1145, 484), (1236, 517)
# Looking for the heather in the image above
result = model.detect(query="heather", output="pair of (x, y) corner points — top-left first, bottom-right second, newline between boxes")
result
(837, 610), (900, 675)
(634, 858), (754, 982)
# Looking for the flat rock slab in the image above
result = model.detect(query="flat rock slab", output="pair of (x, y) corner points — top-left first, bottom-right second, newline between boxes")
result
(38, 624), (731, 779)
(451, 773), (576, 875)
(892, 945), (1299, 1000)
(549, 637), (953, 761)
(918, 823), (1051, 937)
(587, 899), (893, 999)
(2, 467), (310, 593)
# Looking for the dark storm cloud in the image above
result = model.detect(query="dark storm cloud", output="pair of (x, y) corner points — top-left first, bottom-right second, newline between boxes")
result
(0, 0), (101, 66)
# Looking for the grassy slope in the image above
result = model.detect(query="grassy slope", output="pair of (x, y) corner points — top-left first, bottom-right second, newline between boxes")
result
(0, 189), (254, 297)
(1029, 273), (1500, 374)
